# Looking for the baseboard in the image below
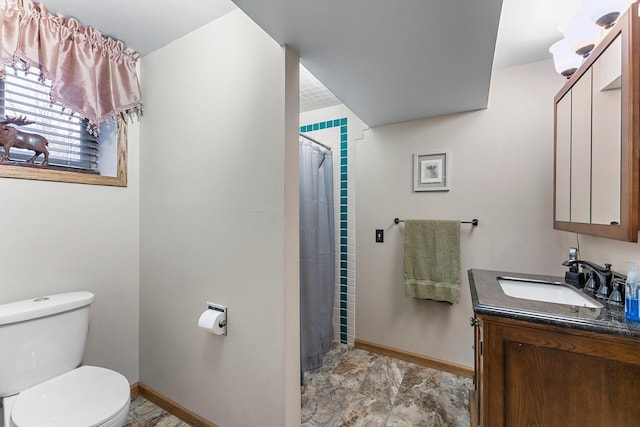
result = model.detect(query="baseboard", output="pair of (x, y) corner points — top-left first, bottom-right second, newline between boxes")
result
(137, 383), (218, 427)
(354, 339), (474, 378)
(130, 382), (139, 400)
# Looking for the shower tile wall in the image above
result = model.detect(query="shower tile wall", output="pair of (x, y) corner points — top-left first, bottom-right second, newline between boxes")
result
(300, 115), (356, 344)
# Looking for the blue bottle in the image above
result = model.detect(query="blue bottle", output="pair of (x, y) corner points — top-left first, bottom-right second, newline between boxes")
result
(625, 262), (639, 322)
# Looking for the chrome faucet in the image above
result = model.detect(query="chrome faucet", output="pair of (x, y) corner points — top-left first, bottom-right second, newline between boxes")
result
(562, 260), (613, 297)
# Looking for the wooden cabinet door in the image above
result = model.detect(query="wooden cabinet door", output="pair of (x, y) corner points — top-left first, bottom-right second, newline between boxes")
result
(479, 315), (640, 427)
(503, 339), (639, 426)
(470, 317), (482, 427)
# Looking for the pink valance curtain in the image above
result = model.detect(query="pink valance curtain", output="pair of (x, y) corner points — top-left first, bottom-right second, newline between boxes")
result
(0, 0), (142, 133)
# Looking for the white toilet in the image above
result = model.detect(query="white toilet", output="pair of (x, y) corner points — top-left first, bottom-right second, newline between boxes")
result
(0, 292), (130, 427)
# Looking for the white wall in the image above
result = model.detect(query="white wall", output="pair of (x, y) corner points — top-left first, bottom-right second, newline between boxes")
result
(355, 59), (570, 367)
(139, 10), (300, 426)
(0, 123), (140, 382)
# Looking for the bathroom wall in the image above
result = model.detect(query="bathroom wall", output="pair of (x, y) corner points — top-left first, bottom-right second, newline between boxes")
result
(0, 121), (141, 382)
(139, 9), (300, 427)
(355, 59), (570, 367)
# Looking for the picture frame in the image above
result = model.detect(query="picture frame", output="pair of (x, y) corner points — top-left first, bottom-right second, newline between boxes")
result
(413, 150), (450, 192)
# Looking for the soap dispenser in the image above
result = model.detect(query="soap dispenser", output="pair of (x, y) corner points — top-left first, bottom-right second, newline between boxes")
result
(625, 262), (639, 322)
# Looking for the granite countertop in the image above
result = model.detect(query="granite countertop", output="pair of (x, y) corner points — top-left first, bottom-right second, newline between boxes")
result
(468, 268), (640, 339)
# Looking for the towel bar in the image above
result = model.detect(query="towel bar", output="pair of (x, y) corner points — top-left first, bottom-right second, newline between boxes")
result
(394, 217), (479, 226)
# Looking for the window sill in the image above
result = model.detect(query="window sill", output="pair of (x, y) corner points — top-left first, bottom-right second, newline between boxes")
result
(0, 163), (127, 186)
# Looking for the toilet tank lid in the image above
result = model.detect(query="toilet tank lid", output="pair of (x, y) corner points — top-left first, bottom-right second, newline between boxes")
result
(0, 291), (94, 326)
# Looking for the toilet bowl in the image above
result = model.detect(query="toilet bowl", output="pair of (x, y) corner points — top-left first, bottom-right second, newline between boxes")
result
(3, 366), (130, 427)
(0, 292), (131, 427)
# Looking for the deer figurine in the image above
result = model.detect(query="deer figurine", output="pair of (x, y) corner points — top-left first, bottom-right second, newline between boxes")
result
(0, 116), (49, 166)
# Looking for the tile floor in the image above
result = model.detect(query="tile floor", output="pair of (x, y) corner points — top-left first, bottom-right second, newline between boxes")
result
(125, 396), (190, 427)
(126, 344), (473, 426)
(302, 344), (473, 427)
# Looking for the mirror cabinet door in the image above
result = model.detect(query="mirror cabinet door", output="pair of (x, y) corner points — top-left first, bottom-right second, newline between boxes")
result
(570, 69), (593, 224)
(555, 93), (571, 223)
(591, 34), (622, 226)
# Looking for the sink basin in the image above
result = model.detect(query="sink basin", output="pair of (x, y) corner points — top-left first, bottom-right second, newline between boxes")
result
(498, 277), (603, 309)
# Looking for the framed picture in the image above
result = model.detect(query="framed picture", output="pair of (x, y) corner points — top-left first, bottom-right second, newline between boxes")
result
(413, 150), (450, 192)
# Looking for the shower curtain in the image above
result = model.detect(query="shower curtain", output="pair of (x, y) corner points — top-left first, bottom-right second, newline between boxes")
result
(299, 139), (335, 372)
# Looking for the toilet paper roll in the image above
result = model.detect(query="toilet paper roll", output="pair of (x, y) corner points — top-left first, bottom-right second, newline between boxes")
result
(198, 309), (226, 335)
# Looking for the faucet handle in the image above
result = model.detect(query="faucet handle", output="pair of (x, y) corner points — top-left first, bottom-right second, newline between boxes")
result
(596, 277), (611, 299)
(609, 278), (624, 305)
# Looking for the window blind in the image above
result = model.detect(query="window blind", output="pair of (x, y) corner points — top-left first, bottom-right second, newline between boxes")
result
(0, 66), (99, 172)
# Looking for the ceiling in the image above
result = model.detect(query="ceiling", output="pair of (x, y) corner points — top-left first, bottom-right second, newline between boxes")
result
(235, 0), (503, 127)
(39, 0), (582, 127)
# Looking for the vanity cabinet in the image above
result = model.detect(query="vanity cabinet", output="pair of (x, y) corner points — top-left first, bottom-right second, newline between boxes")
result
(553, 3), (640, 241)
(471, 313), (640, 426)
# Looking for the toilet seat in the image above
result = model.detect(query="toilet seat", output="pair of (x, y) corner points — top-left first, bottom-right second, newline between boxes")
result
(10, 366), (130, 427)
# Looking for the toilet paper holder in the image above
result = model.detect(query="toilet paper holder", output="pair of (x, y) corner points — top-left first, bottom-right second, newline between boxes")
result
(204, 302), (227, 335)
(208, 302), (227, 322)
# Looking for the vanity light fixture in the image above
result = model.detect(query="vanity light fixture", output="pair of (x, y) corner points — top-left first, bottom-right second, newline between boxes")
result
(549, 39), (584, 77)
(586, 0), (635, 29)
(549, 0), (636, 77)
(563, 10), (603, 57)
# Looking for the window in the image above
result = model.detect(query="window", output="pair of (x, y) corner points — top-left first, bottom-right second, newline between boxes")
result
(0, 65), (127, 186)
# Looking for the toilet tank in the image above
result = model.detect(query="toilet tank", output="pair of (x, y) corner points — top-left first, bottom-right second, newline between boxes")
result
(0, 291), (95, 397)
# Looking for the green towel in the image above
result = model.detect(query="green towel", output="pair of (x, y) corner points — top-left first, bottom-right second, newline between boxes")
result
(404, 219), (461, 304)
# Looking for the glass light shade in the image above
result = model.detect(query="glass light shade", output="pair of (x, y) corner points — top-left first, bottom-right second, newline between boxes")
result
(549, 39), (584, 77)
(584, 0), (634, 28)
(563, 11), (603, 56)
